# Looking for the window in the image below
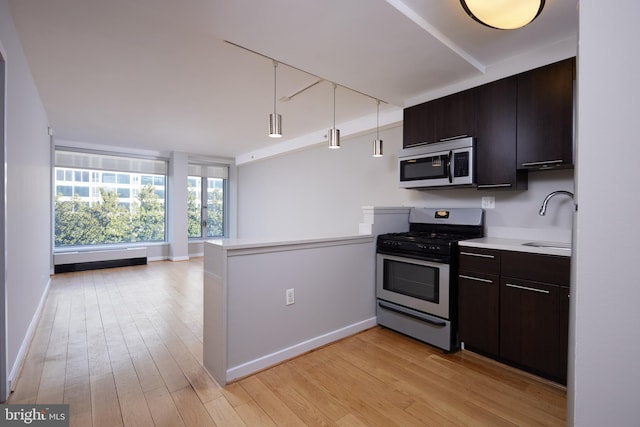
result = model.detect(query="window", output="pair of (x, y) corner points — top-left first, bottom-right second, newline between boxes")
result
(117, 174), (130, 184)
(74, 186), (90, 197)
(188, 163), (228, 239)
(56, 185), (73, 197)
(74, 171), (89, 182)
(54, 148), (168, 248)
(116, 188), (130, 198)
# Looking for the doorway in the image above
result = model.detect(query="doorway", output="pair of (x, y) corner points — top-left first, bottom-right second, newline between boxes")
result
(1, 48), (7, 402)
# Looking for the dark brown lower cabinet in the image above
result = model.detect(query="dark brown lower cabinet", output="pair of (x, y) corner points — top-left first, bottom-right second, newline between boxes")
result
(499, 277), (569, 384)
(458, 272), (500, 357)
(458, 247), (570, 384)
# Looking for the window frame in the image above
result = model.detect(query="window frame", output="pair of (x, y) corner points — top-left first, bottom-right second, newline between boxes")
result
(53, 147), (169, 250)
(187, 162), (229, 240)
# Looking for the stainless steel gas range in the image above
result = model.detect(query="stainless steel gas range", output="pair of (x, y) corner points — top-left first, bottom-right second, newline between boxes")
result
(376, 207), (484, 352)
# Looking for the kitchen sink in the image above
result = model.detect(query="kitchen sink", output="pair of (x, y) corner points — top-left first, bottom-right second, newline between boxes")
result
(522, 241), (571, 250)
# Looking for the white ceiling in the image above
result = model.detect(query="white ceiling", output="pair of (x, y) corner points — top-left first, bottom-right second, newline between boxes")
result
(8, 0), (578, 160)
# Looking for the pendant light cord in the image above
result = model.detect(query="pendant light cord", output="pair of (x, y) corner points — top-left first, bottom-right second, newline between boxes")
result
(376, 99), (380, 139)
(225, 40), (389, 105)
(333, 84), (337, 130)
(273, 61), (278, 116)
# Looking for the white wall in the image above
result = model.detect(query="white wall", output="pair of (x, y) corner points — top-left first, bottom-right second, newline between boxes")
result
(237, 125), (574, 240)
(569, 1), (640, 425)
(238, 126), (407, 238)
(168, 151), (189, 261)
(0, 0), (52, 392)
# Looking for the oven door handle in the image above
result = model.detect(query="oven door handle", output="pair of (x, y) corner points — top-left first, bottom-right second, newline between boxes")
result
(378, 301), (447, 327)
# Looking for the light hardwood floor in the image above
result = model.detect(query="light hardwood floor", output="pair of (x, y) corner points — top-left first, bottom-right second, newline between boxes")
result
(8, 259), (566, 426)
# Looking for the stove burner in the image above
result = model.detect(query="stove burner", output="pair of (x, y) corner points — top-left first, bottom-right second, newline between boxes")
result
(384, 231), (473, 241)
(376, 212), (484, 262)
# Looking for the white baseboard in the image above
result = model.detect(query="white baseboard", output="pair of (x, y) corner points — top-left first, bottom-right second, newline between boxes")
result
(8, 277), (52, 390)
(226, 317), (377, 383)
(169, 256), (190, 262)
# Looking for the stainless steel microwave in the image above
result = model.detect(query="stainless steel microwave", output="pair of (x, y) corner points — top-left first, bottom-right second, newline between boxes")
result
(398, 137), (475, 189)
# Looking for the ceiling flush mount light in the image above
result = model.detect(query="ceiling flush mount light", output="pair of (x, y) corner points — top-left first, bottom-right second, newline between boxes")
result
(328, 84), (340, 149)
(268, 61), (282, 138)
(373, 100), (383, 157)
(460, 0), (545, 30)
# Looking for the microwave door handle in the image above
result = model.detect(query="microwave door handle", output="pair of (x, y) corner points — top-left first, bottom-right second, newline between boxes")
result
(448, 150), (453, 183)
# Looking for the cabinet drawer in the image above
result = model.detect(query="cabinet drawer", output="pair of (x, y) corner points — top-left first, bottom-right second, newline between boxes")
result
(501, 251), (570, 286)
(459, 248), (501, 274)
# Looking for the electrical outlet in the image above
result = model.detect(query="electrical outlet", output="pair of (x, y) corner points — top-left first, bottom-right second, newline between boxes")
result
(482, 196), (495, 209)
(286, 288), (295, 305)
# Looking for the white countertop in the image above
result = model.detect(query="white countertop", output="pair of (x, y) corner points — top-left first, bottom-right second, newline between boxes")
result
(206, 233), (373, 251)
(459, 237), (571, 257)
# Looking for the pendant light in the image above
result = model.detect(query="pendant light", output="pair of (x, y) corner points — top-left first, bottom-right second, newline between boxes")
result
(268, 61), (282, 138)
(373, 100), (383, 157)
(328, 84), (340, 149)
(226, 41), (391, 154)
(460, 0), (545, 30)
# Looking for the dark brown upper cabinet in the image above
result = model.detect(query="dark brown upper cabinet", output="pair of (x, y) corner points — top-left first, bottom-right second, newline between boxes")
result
(402, 56), (575, 181)
(476, 76), (528, 190)
(516, 57), (575, 170)
(403, 102), (436, 147)
(403, 89), (477, 148)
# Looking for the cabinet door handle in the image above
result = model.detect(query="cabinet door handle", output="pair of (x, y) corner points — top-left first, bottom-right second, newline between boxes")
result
(521, 159), (564, 167)
(460, 251), (495, 259)
(477, 183), (512, 189)
(459, 274), (493, 284)
(439, 134), (468, 141)
(505, 283), (550, 294)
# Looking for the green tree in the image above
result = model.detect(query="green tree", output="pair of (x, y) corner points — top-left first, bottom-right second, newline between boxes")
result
(94, 188), (132, 243)
(187, 182), (202, 237)
(207, 186), (224, 237)
(54, 194), (103, 246)
(131, 185), (165, 242)
(55, 185), (166, 247)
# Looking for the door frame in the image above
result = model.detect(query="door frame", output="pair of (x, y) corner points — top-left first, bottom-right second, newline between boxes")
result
(1, 42), (8, 403)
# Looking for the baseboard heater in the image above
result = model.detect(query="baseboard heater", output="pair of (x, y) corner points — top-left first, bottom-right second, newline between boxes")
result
(54, 247), (147, 273)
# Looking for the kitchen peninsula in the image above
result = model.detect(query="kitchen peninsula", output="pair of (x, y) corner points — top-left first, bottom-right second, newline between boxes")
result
(203, 234), (376, 385)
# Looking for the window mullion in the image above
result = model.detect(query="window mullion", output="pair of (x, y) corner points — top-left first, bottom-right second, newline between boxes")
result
(201, 176), (208, 238)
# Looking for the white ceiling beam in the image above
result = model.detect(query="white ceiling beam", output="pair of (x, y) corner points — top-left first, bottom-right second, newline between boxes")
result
(386, 0), (486, 73)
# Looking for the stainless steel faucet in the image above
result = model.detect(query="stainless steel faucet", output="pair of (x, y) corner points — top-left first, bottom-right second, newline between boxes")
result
(539, 190), (575, 216)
